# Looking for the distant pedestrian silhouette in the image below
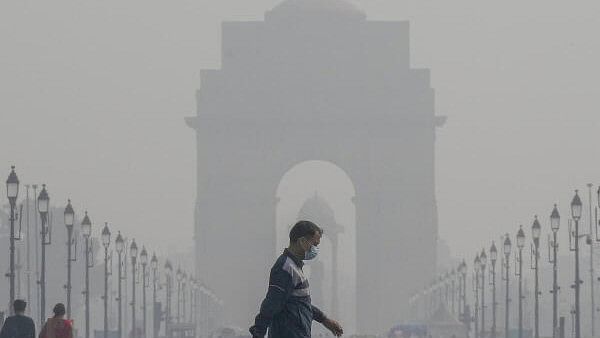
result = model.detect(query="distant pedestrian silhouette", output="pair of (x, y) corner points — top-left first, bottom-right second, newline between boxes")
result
(39, 304), (72, 338)
(0, 300), (35, 338)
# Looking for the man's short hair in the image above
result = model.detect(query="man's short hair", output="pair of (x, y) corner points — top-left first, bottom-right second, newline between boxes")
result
(289, 220), (323, 243)
(53, 303), (66, 317)
(13, 300), (26, 313)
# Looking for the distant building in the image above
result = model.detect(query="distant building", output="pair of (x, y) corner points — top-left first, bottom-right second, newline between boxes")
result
(186, 0), (444, 332)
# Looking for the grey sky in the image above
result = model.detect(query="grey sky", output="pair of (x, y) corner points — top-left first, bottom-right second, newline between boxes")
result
(1, 0), (599, 260)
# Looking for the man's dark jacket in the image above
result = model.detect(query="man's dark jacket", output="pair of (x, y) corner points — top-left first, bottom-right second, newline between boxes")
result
(250, 249), (326, 338)
(0, 314), (35, 338)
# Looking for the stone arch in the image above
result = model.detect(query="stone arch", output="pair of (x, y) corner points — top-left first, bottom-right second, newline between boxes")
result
(185, 0), (440, 332)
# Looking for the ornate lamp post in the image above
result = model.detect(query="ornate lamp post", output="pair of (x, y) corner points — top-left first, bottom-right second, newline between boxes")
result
(440, 275), (445, 308)
(455, 268), (461, 317)
(190, 278), (198, 330)
(441, 274), (446, 307)
(23, 184), (32, 316)
(570, 190), (583, 338)
(6, 166), (19, 313)
(480, 249), (487, 338)
(474, 254), (481, 338)
(549, 204), (560, 338)
(437, 278), (442, 311)
(176, 267), (183, 323)
(116, 232), (125, 338)
(182, 271), (188, 322)
(130, 240), (138, 338)
(426, 285), (433, 319)
(503, 234), (512, 338)
(151, 253), (158, 338)
(102, 223), (111, 338)
(456, 266), (462, 317)
(37, 184), (50, 325)
(140, 247), (149, 338)
(198, 283), (207, 337)
(81, 211), (93, 338)
(63, 200), (76, 318)
(489, 242), (498, 338)
(436, 276), (443, 308)
(531, 216), (541, 338)
(451, 269), (457, 314)
(587, 184), (596, 338)
(164, 260), (173, 338)
(460, 260), (468, 321)
(428, 281), (435, 317)
(516, 226), (525, 338)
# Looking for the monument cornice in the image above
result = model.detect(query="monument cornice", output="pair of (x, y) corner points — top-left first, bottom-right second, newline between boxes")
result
(185, 114), (446, 132)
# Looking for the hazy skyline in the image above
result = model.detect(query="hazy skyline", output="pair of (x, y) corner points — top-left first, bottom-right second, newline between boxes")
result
(1, 0), (599, 262)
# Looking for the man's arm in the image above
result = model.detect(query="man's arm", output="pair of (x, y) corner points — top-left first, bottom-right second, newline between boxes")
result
(249, 268), (293, 338)
(316, 306), (344, 338)
(311, 304), (326, 323)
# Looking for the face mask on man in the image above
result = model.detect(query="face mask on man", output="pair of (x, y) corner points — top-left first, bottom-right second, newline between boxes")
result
(302, 238), (319, 260)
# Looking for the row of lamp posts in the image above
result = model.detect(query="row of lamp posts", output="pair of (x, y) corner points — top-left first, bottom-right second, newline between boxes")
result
(4, 166), (222, 338)
(413, 188), (600, 338)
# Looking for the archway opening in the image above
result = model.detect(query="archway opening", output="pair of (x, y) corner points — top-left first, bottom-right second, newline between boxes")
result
(275, 160), (357, 334)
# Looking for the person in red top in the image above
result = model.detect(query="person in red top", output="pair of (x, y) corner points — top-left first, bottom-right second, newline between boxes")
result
(39, 304), (73, 338)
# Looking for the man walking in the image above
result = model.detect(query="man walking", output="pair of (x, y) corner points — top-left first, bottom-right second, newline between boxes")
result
(0, 300), (35, 338)
(250, 220), (344, 338)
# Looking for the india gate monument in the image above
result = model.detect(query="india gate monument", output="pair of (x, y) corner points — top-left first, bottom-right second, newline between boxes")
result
(185, 0), (444, 333)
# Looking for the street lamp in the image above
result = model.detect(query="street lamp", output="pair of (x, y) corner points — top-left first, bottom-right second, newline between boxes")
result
(190, 278), (198, 331)
(23, 184), (32, 317)
(480, 249), (487, 338)
(116, 232), (125, 338)
(516, 226), (525, 338)
(6, 166), (19, 314)
(130, 240), (138, 338)
(443, 273), (449, 307)
(81, 211), (93, 338)
(37, 184), (50, 325)
(459, 260), (467, 322)
(570, 190), (583, 338)
(531, 216), (541, 338)
(151, 253), (158, 338)
(64, 199), (76, 318)
(587, 184), (596, 338)
(165, 260), (173, 338)
(451, 269), (457, 314)
(437, 275), (443, 307)
(200, 281), (207, 330)
(549, 204), (560, 338)
(428, 281), (435, 317)
(6, 166), (19, 202)
(474, 254), (481, 338)
(102, 223), (111, 338)
(176, 267), (183, 323)
(183, 271), (188, 323)
(489, 242), (498, 338)
(503, 234), (512, 338)
(427, 279), (434, 315)
(140, 247), (149, 338)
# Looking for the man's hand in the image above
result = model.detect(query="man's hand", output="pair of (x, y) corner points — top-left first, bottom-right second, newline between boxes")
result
(249, 326), (264, 338)
(322, 318), (344, 337)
